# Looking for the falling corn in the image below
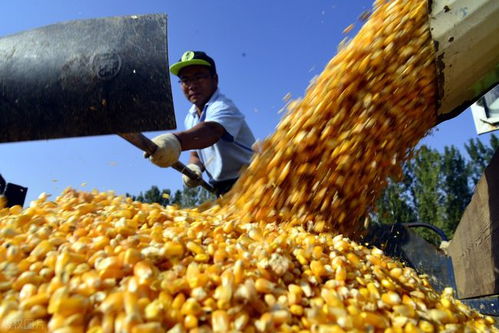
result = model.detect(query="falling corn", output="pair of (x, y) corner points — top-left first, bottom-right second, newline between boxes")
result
(220, 0), (437, 236)
(0, 0), (498, 332)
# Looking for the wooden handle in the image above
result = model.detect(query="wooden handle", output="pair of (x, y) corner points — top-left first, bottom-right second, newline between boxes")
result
(118, 133), (216, 194)
(119, 132), (158, 156)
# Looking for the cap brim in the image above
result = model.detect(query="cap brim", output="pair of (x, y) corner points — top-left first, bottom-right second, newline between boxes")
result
(169, 59), (212, 76)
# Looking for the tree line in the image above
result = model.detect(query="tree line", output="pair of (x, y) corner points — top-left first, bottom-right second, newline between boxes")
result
(127, 186), (215, 209)
(373, 134), (498, 244)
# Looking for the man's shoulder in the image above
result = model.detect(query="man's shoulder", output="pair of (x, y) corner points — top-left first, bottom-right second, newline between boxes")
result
(208, 91), (239, 112)
(184, 106), (197, 120)
(184, 105), (197, 128)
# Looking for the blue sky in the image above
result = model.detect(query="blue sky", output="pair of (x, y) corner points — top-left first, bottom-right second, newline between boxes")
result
(1, 0), (495, 204)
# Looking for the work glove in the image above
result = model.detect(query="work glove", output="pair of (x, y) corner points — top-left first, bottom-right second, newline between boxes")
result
(147, 133), (181, 168)
(182, 163), (203, 188)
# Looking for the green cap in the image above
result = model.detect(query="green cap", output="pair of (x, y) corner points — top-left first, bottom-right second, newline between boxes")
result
(169, 51), (217, 76)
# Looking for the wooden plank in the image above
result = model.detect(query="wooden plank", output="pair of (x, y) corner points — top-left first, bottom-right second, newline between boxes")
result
(447, 148), (499, 299)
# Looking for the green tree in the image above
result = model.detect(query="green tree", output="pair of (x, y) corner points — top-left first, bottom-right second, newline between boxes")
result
(408, 146), (444, 244)
(171, 189), (183, 206)
(129, 186), (215, 208)
(465, 134), (499, 186)
(174, 186), (216, 208)
(374, 135), (498, 245)
(440, 146), (471, 236)
(374, 163), (416, 224)
(372, 146), (444, 244)
(127, 186), (171, 206)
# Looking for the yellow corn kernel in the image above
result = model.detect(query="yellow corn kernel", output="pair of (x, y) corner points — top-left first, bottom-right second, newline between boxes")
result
(184, 314), (198, 329)
(13, 271), (41, 290)
(310, 260), (326, 277)
(144, 300), (163, 321)
(180, 298), (202, 317)
(255, 278), (275, 294)
(287, 284), (303, 305)
(123, 291), (140, 319)
(163, 241), (184, 257)
(172, 293), (186, 310)
(19, 283), (38, 300)
(186, 241), (205, 255)
(233, 260), (244, 284)
(212, 310), (230, 333)
(381, 278), (397, 291)
(346, 252), (361, 267)
(360, 312), (387, 329)
(131, 322), (163, 333)
(290, 304), (304, 316)
(65, 313), (85, 327)
(381, 291), (402, 306)
(418, 320), (435, 332)
(20, 293), (50, 310)
(272, 309), (291, 324)
(123, 248), (142, 267)
(194, 253), (210, 262)
(335, 265), (347, 281)
(366, 282), (380, 300)
(312, 246), (323, 259)
(389, 267), (403, 279)
(234, 312), (249, 331)
(100, 292), (124, 314)
(427, 309), (451, 324)
(30, 304), (48, 319)
(51, 296), (89, 316)
(96, 256), (124, 279)
(133, 260), (156, 284)
(31, 240), (54, 259)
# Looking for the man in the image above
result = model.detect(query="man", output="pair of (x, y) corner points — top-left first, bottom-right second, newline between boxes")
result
(147, 51), (256, 196)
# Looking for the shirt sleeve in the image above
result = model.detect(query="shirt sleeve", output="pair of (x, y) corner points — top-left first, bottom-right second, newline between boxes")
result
(204, 101), (245, 138)
(184, 106), (198, 130)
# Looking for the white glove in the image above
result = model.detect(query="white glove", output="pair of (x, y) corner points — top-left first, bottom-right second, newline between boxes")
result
(182, 164), (203, 188)
(148, 133), (181, 167)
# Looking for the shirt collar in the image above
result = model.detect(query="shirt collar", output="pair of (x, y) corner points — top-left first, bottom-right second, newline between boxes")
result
(188, 89), (220, 117)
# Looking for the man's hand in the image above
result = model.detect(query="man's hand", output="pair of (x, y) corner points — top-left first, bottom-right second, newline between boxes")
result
(147, 133), (181, 167)
(182, 163), (203, 188)
(252, 140), (263, 153)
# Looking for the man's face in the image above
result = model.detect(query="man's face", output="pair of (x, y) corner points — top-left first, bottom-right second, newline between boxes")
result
(178, 65), (218, 108)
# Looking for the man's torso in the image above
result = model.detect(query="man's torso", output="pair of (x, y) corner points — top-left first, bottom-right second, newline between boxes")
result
(184, 89), (255, 182)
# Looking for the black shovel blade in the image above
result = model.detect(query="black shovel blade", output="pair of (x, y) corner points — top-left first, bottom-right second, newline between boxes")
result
(0, 14), (176, 143)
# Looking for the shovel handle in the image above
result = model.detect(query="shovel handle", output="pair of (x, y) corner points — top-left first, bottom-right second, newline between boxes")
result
(119, 133), (158, 156)
(118, 133), (216, 194)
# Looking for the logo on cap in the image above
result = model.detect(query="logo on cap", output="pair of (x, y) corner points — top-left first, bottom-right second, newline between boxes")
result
(181, 51), (195, 61)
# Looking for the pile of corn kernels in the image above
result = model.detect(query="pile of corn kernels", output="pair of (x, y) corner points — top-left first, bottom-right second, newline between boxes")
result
(0, 189), (496, 332)
(1, 0), (497, 332)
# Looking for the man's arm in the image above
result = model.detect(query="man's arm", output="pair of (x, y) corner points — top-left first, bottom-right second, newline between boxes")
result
(174, 121), (225, 150)
(147, 121), (225, 168)
(181, 151), (205, 188)
(188, 151), (203, 170)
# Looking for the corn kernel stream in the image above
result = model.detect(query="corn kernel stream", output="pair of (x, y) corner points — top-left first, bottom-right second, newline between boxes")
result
(220, 0), (437, 235)
(1, 0), (497, 332)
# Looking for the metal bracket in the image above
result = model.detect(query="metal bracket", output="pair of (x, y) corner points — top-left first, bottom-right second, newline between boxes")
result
(461, 295), (499, 317)
(480, 116), (499, 125)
